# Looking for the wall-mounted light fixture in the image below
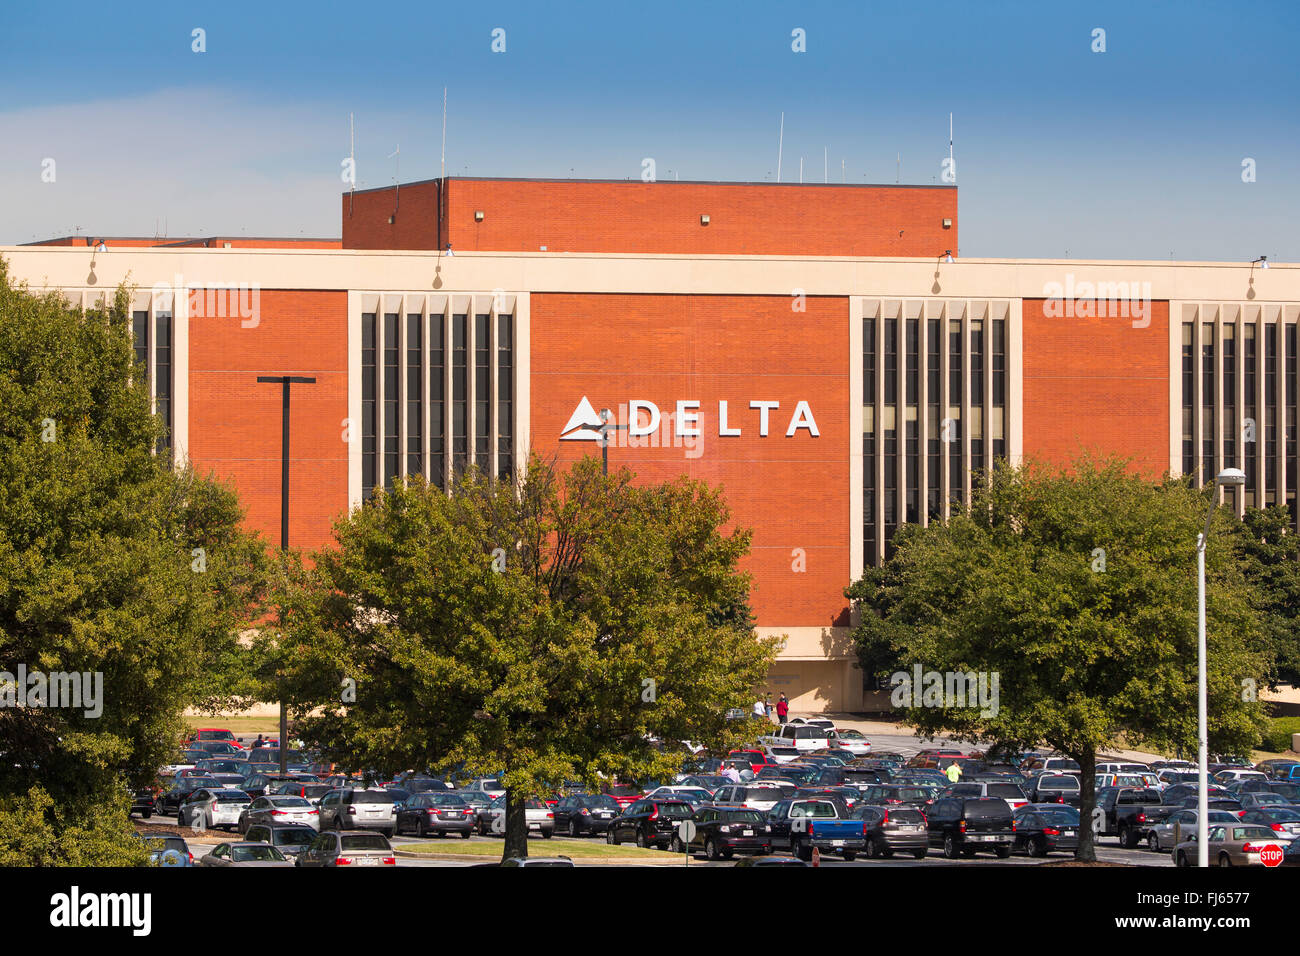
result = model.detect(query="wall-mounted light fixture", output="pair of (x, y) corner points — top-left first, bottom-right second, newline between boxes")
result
(942, 218), (952, 229)
(474, 210), (484, 222)
(1253, 255), (1269, 270)
(700, 214), (710, 226)
(944, 250), (954, 263)
(387, 215), (395, 225)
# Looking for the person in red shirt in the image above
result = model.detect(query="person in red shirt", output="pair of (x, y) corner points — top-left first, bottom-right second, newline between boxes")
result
(776, 693), (789, 724)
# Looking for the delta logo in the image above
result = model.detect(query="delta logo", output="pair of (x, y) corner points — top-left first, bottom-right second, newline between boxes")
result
(559, 396), (820, 442)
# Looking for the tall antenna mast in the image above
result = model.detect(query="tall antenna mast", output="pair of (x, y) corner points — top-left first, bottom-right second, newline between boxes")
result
(776, 112), (784, 182)
(388, 143), (400, 215)
(824, 147), (827, 184)
(949, 112), (953, 180)
(799, 157), (803, 184)
(841, 158), (845, 183)
(897, 152), (901, 184)
(440, 87), (447, 182)
(349, 112), (355, 216)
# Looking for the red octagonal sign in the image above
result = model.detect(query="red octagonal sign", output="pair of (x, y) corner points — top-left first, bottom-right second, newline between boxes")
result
(1260, 844), (1284, 867)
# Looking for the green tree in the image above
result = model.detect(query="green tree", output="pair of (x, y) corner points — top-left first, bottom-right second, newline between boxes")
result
(282, 455), (777, 860)
(0, 259), (269, 863)
(846, 457), (1268, 861)
(1229, 506), (1300, 689)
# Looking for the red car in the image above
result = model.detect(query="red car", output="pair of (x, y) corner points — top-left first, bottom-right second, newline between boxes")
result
(604, 784), (645, 809)
(185, 728), (245, 751)
(728, 750), (768, 774)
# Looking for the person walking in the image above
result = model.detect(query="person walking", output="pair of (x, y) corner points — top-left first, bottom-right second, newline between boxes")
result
(752, 697), (765, 719)
(945, 760), (962, 783)
(776, 693), (789, 725)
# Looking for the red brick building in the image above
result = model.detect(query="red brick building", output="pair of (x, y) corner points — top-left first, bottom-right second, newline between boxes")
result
(7, 178), (1297, 710)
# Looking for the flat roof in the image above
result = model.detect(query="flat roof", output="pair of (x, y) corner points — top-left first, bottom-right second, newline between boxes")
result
(344, 176), (957, 197)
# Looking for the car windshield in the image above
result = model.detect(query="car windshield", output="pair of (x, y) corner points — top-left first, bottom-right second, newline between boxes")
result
(340, 834), (390, 850)
(214, 791), (251, 801)
(587, 795), (620, 809)
(268, 796), (310, 807)
(723, 810), (765, 824)
(657, 803), (693, 819)
(1231, 826), (1274, 841)
(352, 791), (395, 804)
(1040, 810), (1079, 825)
(274, 829), (315, 846)
(429, 794), (467, 806)
(1262, 808), (1300, 821)
(232, 845), (283, 862)
(1037, 776), (1079, 790)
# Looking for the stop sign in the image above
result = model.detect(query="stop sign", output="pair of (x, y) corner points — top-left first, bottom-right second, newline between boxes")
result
(1260, 844), (1284, 868)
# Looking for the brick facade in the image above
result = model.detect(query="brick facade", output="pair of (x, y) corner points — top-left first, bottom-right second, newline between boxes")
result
(187, 289), (349, 552)
(530, 292), (851, 629)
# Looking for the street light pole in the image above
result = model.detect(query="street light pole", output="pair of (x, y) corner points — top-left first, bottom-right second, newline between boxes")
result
(257, 375), (317, 776)
(1195, 466), (1244, 867)
(596, 407), (627, 476)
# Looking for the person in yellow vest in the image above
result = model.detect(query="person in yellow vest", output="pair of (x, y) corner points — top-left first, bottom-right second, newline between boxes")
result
(945, 760), (962, 783)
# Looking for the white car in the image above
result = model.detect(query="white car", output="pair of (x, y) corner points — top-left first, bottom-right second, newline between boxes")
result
(711, 782), (797, 813)
(761, 724), (834, 753)
(179, 788), (251, 831)
(461, 777), (507, 799)
(1214, 769), (1267, 784)
(787, 717), (836, 731)
(831, 729), (872, 756)
(645, 786), (713, 806)
(762, 744), (803, 764)
(478, 795), (554, 836)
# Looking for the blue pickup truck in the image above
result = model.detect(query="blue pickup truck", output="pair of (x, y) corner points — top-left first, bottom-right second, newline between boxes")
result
(766, 798), (866, 861)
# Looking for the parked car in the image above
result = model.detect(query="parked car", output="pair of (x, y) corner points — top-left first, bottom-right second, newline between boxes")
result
(830, 729), (872, 756)
(1012, 806), (1080, 857)
(1020, 756), (1081, 776)
(1095, 787), (1167, 847)
(179, 788), (251, 830)
(762, 745), (803, 764)
(927, 797), (1016, 858)
(761, 724), (836, 753)
(767, 798), (863, 861)
(1173, 823), (1294, 867)
(129, 784), (156, 819)
(461, 777), (508, 800)
(679, 775), (731, 795)
(272, 781), (334, 805)
(243, 822), (318, 859)
(854, 804), (928, 858)
(200, 842), (294, 867)
(854, 784), (938, 809)
(1256, 759), (1300, 780)
(711, 782), (797, 813)
(1237, 791), (1296, 809)
(606, 799), (695, 849)
(241, 772), (315, 799)
(1162, 783), (1234, 806)
(476, 795), (555, 837)
(238, 795), (319, 833)
(297, 830), (397, 866)
(644, 786), (714, 807)
(1239, 806), (1300, 839)
(185, 728), (242, 749)
(499, 856), (575, 867)
(683, 805), (771, 859)
(1026, 774), (1081, 806)
(1214, 769), (1267, 785)
(552, 793), (622, 836)
(155, 775), (220, 815)
(1146, 809), (1242, 852)
(939, 781), (1030, 814)
(318, 788), (397, 836)
(395, 792), (476, 838)
(1156, 769), (1199, 790)
(137, 835), (193, 867)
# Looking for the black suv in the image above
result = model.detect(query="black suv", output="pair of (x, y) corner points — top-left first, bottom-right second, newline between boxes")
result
(553, 794), (621, 836)
(926, 796), (1015, 858)
(606, 799), (694, 849)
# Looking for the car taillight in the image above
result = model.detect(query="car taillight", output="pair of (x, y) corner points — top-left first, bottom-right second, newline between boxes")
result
(1011, 820), (1017, 832)
(648, 807), (659, 821)
(959, 820), (966, 832)
(1043, 827), (1060, 835)
(272, 810), (287, 816)
(308, 809), (318, 815)
(580, 808), (590, 816)
(335, 856), (352, 865)
(1136, 812), (1146, 823)
(382, 856), (396, 865)
(1242, 843), (1266, 853)
(547, 812), (554, 818)
(346, 806), (357, 814)
(808, 821), (815, 837)
(1271, 823), (1286, 831)
(881, 811), (889, 825)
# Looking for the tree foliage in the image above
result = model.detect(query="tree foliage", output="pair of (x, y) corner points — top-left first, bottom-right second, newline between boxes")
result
(280, 455), (777, 858)
(846, 456), (1268, 860)
(0, 258), (269, 862)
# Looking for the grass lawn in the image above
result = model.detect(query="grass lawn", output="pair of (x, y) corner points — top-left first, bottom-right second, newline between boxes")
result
(402, 837), (669, 860)
(184, 716), (281, 736)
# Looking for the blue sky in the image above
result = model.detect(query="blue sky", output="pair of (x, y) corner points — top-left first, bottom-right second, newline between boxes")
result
(1, 0), (1297, 259)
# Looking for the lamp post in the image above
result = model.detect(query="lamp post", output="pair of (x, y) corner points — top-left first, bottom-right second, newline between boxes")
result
(595, 407), (627, 477)
(257, 375), (317, 775)
(1195, 466), (1245, 866)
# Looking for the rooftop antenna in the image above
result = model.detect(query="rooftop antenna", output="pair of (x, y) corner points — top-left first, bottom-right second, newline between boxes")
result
(948, 112), (954, 185)
(440, 87), (447, 182)
(841, 158), (845, 183)
(799, 157), (803, 184)
(349, 112), (355, 216)
(897, 152), (900, 184)
(824, 147), (828, 184)
(776, 112), (784, 182)
(388, 143), (400, 216)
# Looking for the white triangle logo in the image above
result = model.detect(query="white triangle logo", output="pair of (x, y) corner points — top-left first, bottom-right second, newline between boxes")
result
(560, 395), (603, 441)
